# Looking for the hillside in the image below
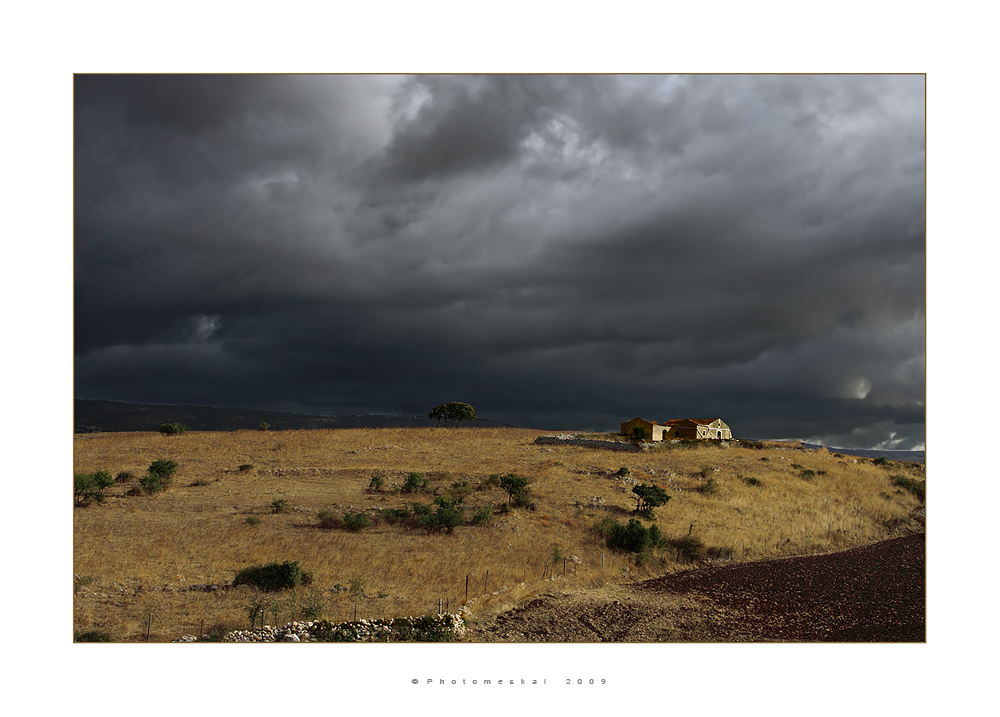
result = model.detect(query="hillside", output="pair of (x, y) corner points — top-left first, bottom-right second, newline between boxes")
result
(73, 427), (925, 642)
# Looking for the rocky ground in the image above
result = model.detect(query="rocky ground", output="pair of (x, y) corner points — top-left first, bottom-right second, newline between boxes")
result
(470, 533), (925, 642)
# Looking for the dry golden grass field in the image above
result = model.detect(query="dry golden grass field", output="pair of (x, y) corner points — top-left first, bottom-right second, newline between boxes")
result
(73, 428), (926, 642)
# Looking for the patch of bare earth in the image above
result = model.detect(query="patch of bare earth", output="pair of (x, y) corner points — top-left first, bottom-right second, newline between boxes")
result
(470, 534), (924, 643)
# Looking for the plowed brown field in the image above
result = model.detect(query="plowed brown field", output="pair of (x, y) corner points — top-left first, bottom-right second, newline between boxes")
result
(471, 533), (924, 642)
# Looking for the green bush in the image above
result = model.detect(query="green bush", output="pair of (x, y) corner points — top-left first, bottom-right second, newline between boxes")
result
(137, 459), (179, 495)
(401, 472), (428, 493)
(872, 456), (889, 466)
(139, 474), (167, 495)
(233, 561), (313, 592)
(499, 473), (531, 507)
(632, 483), (671, 516)
(245, 516), (262, 526)
(258, 422), (271, 431)
(890, 474), (926, 501)
(115, 471), (134, 484)
(148, 459), (178, 479)
(741, 474), (763, 487)
(446, 479), (474, 502)
(606, 518), (665, 553)
(309, 613), (462, 642)
(368, 473), (386, 492)
(158, 422), (188, 435)
(382, 505), (414, 524)
(468, 505), (494, 525)
(271, 499), (290, 514)
(342, 511), (373, 531)
(427, 496), (463, 533)
(699, 478), (718, 494)
(628, 426), (649, 442)
(74, 630), (112, 642)
(74, 470), (115, 506)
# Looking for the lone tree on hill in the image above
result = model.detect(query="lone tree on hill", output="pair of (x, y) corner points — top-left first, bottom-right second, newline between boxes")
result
(428, 401), (476, 427)
(632, 483), (671, 518)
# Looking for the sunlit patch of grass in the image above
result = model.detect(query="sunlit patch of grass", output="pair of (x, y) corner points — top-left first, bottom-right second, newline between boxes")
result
(73, 428), (924, 640)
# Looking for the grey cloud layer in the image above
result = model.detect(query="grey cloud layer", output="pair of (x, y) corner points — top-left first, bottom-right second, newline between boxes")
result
(75, 74), (925, 448)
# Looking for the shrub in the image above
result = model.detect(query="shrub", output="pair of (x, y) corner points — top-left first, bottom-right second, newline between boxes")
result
(245, 516), (262, 526)
(468, 505), (494, 525)
(446, 479), (474, 502)
(607, 518), (664, 553)
(74, 630), (112, 642)
(401, 472), (428, 493)
(74, 470), (114, 506)
(741, 474), (763, 487)
(115, 471), (134, 484)
(271, 499), (290, 514)
(139, 474), (167, 494)
(799, 469), (816, 479)
(233, 561), (312, 592)
(258, 422), (271, 431)
(158, 422), (187, 435)
(309, 613), (461, 642)
(499, 473), (531, 507)
(592, 516), (618, 537)
(368, 473), (386, 492)
(148, 459), (178, 479)
(190, 478), (211, 487)
(628, 426), (649, 442)
(238, 464), (254, 472)
(616, 466), (631, 477)
(632, 483), (671, 516)
(890, 475), (926, 501)
(137, 459), (179, 495)
(699, 477), (717, 494)
(382, 505), (414, 524)
(872, 456), (889, 466)
(342, 511), (373, 531)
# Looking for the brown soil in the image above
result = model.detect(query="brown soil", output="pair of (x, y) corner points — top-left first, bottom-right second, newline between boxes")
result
(469, 533), (925, 642)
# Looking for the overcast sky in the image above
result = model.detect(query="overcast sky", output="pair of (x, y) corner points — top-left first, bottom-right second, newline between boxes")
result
(74, 74), (925, 448)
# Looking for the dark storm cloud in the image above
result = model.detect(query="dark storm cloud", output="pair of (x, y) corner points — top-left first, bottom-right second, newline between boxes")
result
(75, 74), (925, 448)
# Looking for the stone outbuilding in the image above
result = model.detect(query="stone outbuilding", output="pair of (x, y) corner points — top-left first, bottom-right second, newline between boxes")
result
(620, 417), (733, 441)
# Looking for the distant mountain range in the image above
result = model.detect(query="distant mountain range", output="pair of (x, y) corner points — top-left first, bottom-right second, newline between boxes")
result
(74, 399), (521, 433)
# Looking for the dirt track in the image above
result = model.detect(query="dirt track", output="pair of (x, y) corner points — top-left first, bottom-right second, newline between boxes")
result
(471, 533), (925, 643)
